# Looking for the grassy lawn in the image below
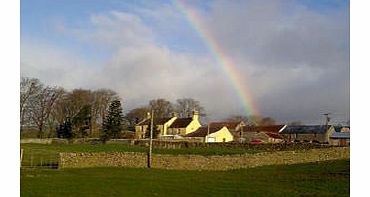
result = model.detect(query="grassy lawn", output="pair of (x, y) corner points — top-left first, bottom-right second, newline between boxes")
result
(20, 143), (274, 166)
(21, 142), (333, 167)
(21, 159), (350, 197)
(21, 143), (145, 166)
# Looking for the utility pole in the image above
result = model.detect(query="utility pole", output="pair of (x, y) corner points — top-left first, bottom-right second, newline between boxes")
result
(322, 113), (331, 131)
(147, 109), (154, 168)
(240, 124), (244, 143)
(206, 122), (210, 143)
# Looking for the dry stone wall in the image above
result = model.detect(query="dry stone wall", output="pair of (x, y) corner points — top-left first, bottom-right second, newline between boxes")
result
(59, 147), (349, 170)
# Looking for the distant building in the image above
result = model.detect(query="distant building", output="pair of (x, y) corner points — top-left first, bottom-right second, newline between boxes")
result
(329, 126), (350, 146)
(167, 111), (202, 136)
(184, 126), (234, 143)
(334, 126), (350, 133)
(279, 125), (336, 143)
(208, 121), (246, 142)
(135, 111), (201, 139)
(135, 116), (177, 139)
(240, 125), (286, 143)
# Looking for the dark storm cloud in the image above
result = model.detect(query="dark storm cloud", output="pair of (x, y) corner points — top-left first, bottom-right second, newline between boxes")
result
(21, 0), (349, 124)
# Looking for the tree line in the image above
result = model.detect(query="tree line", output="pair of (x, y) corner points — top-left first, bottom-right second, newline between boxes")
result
(20, 77), (207, 139)
(20, 77), (278, 139)
(20, 77), (120, 138)
(125, 98), (206, 127)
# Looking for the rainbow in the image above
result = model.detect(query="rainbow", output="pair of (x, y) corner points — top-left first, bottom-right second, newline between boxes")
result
(173, 0), (259, 117)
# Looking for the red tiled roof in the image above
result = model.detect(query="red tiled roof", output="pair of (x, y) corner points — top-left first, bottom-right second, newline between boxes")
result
(208, 122), (241, 129)
(185, 126), (224, 137)
(265, 132), (283, 139)
(242, 125), (286, 133)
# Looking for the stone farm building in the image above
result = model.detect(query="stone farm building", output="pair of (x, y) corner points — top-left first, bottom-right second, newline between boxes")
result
(279, 125), (336, 143)
(184, 126), (234, 143)
(329, 126), (350, 146)
(240, 125), (287, 143)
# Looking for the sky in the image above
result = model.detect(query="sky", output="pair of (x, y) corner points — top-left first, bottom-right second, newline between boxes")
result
(20, 0), (350, 125)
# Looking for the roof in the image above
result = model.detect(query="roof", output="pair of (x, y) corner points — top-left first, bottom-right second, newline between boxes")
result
(242, 125), (286, 133)
(209, 122), (242, 130)
(185, 126), (225, 137)
(169, 118), (193, 128)
(280, 125), (331, 134)
(265, 132), (283, 139)
(330, 132), (350, 139)
(136, 117), (173, 126)
(334, 126), (350, 132)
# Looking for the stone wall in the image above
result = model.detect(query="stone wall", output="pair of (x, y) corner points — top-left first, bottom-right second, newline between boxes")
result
(20, 138), (100, 144)
(20, 138), (53, 144)
(59, 147), (349, 170)
(132, 140), (334, 149)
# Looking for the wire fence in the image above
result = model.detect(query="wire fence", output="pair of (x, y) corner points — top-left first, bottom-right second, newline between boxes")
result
(20, 148), (59, 169)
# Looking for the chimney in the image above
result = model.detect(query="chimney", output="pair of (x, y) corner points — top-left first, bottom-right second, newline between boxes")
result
(146, 112), (151, 119)
(192, 110), (199, 121)
(171, 112), (178, 118)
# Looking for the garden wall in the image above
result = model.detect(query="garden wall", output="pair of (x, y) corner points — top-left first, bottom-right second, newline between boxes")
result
(59, 147), (349, 170)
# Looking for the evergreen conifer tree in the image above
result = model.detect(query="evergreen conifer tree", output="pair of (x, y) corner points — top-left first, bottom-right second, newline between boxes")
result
(101, 100), (123, 142)
(57, 117), (72, 139)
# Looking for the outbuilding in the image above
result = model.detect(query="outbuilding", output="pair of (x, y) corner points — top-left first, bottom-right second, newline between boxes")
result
(184, 126), (234, 143)
(329, 132), (350, 146)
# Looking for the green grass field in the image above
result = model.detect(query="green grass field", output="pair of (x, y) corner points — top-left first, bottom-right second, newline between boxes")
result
(19, 143), (270, 167)
(21, 159), (350, 197)
(20, 143), (329, 167)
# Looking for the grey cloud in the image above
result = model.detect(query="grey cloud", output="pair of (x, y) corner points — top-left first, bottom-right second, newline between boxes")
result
(21, 1), (349, 124)
(197, 0), (349, 124)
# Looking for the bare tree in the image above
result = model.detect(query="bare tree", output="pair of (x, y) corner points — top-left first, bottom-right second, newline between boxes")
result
(259, 117), (276, 126)
(28, 86), (64, 138)
(175, 98), (206, 118)
(51, 88), (119, 137)
(20, 77), (42, 132)
(225, 115), (249, 123)
(125, 106), (150, 127)
(248, 115), (276, 126)
(90, 89), (119, 136)
(50, 89), (69, 126)
(20, 77), (122, 138)
(65, 89), (94, 118)
(225, 115), (276, 126)
(149, 98), (174, 118)
(50, 89), (93, 137)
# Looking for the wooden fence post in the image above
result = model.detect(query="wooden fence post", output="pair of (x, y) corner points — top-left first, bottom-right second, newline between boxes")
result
(20, 149), (23, 167)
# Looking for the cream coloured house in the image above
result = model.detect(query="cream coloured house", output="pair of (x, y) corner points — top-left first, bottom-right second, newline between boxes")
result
(135, 116), (177, 139)
(166, 111), (202, 136)
(184, 126), (234, 143)
(135, 111), (201, 139)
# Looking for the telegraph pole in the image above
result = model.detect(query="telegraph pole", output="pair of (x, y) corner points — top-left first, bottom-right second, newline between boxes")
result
(147, 109), (154, 168)
(322, 113), (331, 131)
(207, 122), (210, 143)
